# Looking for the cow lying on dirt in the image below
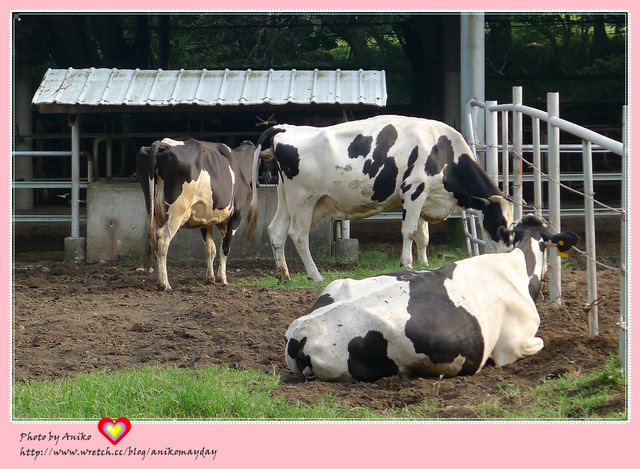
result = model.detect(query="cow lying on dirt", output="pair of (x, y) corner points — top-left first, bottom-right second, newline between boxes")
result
(285, 216), (579, 381)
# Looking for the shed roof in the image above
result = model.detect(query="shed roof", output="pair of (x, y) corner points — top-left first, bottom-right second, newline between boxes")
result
(32, 68), (387, 113)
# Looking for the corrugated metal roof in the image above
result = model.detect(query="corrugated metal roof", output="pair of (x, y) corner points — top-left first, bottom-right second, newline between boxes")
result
(32, 68), (387, 108)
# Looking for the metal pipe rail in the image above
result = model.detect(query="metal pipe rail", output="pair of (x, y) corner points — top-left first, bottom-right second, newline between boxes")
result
(469, 99), (624, 156)
(12, 149), (91, 230)
(14, 214), (88, 223)
(366, 205), (622, 222)
(467, 87), (627, 366)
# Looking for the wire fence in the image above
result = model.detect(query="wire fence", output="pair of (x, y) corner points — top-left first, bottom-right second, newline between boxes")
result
(465, 87), (627, 376)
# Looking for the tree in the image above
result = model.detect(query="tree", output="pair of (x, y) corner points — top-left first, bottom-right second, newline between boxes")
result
(15, 12), (627, 113)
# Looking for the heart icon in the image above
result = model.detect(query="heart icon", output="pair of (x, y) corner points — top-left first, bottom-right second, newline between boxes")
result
(98, 417), (131, 445)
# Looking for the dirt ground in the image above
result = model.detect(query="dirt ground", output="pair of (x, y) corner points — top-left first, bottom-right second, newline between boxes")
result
(12, 250), (625, 419)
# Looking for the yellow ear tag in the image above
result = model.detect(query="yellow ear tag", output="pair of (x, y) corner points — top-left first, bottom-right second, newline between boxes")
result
(557, 250), (569, 258)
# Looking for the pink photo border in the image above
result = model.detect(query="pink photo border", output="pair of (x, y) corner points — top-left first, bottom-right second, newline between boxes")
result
(3, 3), (636, 467)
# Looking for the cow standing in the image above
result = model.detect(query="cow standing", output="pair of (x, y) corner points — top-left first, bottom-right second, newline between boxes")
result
(285, 216), (579, 381)
(247, 115), (513, 282)
(136, 138), (255, 290)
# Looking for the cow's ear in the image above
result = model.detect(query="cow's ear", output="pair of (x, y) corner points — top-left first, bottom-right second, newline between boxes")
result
(549, 231), (580, 252)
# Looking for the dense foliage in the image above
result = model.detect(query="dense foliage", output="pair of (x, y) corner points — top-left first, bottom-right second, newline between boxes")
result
(14, 13), (626, 108)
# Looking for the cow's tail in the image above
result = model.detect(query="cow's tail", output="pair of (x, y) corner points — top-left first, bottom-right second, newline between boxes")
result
(245, 126), (285, 242)
(144, 148), (158, 273)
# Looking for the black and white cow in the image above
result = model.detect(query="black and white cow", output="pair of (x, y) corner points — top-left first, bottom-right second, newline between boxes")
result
(136, 138), (255, 290)
(285, 215), (579, 381)
(247, 115), (513, 282)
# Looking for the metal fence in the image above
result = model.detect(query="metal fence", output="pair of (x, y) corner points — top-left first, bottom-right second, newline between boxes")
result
(465, 86), (627, 374)
(12, 149), (91, 226)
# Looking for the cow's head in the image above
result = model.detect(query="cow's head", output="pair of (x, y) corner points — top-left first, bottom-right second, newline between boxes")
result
(510, 215), (580, 299)
(471, 194), (514, 252)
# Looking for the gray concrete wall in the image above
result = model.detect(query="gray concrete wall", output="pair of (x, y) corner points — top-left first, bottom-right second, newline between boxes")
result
(86, 181), (332, 265)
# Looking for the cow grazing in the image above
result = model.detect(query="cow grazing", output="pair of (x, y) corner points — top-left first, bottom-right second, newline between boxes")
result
(136, 138), (255, 290)
(284, 215), (579, 381)
(246, 115), (513, 282)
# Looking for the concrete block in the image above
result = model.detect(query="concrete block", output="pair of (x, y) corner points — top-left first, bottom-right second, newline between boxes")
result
(64, 236), (86, 263)
(334, 238), (359, 263)
(86, 181), (332, 264)
(87, 181), (148, 263)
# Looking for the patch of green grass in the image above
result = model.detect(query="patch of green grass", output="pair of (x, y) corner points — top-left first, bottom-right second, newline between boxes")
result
(13, 358), (626, 421)
(12, 365), (382, 420)
(466, 356), (627, 420)
(231, 246), (467, 290)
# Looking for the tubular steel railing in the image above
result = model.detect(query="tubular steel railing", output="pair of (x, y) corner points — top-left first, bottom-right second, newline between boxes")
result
(465, 86), (627, 375)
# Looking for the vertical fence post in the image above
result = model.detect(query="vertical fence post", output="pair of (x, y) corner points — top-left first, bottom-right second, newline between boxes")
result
(501, 111), (510, 195)
(547, 92), (562, 304)
(512, 87), (523, 221)
(620, 105), (628, 375)
(461, 211), (473, 256)
(532, 117), (543, 216)
(582, 140), (598, 336)
(485, 101), (499, 184)
(469, 213), (480, 256)
(63, 112), (86, 264)
(70, 114), (81, 239)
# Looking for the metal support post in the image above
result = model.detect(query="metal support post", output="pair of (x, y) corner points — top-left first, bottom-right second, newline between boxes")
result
(71, 114), (80, 238)
(547, 92), (562, 304)
(620, 106), (628, 375)
(532, 117), (543, 216)
(501, 111), (510, 195)
(485, 101), (498, 184)
(512, 87), (523, 221)
(65, 113), (86, 263)
(582, 140), (598, 336)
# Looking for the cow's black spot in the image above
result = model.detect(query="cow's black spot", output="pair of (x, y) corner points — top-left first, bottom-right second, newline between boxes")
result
(425, 136), (455, 176)
(347, 330), (398, 382)
(363, 124), (398, 178)
(400, 145), (420, 194)
(371, 157), (398, 202)
(387, 267), (484, 376)
(287, 337), (312, 375)
(373, 124), (398, 161)
(407, 145), (420, 167)
(410, 182), (425, 201)
(348, 134), (373, 159)
(154, 139), (234, 209)
(274, 143), (300, 180)
(362, 159), (375, 178)
(309, 293), (334, 312)
(402, 208), (407, 221)
(442, 153), (506, 243)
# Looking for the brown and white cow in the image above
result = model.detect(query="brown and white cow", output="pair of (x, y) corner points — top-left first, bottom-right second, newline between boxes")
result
(285, 216), (579, 381)
(246, 115), (513, 282)
(136, 138), (255, 290)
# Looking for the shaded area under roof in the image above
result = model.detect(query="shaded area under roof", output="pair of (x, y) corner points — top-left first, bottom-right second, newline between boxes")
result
(32, 68), (388, 113)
